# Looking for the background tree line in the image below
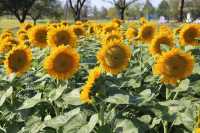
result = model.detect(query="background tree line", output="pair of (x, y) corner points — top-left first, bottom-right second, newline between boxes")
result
(0, 0), (200, 23)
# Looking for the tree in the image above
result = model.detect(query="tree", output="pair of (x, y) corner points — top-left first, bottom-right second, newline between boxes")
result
(104, 0), (138, 20)
(29, 0), (62, 24)
(126, 2), (142, 19)
(185, 0), (200, 20)
(0, 0), (36, 23)
(92, 6), (99, 19)
(67, 0), (87, 21)
(179, 0), (185, 22)
(157, 0), (170, 19)
(143, 0), (155, 19)
(167, 0), (179, 20)
(99, 7), (108, 19)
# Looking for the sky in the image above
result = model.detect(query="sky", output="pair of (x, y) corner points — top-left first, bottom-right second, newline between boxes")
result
(60, 0), (162, 9)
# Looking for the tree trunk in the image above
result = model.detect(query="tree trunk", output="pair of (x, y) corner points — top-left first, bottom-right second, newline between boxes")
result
(75, 11), (81, 21)
(120, 8), (125, 20)
(33, 19), (37, 25)
(179, 0), (185, 22)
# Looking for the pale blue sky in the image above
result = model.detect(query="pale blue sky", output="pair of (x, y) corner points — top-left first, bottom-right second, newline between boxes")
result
(60, 0), (162, 8)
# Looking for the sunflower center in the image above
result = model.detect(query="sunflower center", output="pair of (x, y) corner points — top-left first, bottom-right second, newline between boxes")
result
(165, 55), (187, 76)
(184, 28), (198, 43)
(107, 35), (119, 42)
(8, 50), (27, 72)
(142, 26), (154, 39)
(35, 30), (47, 44)
(53, 53), (72, 73)
(55, 31), (70, 46)
(105, 46), (125, 68)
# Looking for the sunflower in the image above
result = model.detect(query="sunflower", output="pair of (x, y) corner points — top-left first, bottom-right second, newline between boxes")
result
(159, 25), (173, 36)
(0, 32), (12, 41)
(97, 40), (131, 75)
(71, 25), (85, 37)
(139, 17), (148, 25)
(125, 27), (138, 41)
(0, 37), (19, 53)
(149, 33), (174, 56)
(4, 45), (32, 75)
(179, 24), (200, 46)
(17, 29), (27, 36)
(75, 21), (83, 25)
(112, 18), (122, 27)
(138, 22), (157, 43)
(102, 24), (118, 35)
(80, 67), (102, 103)
(47, 27), (77, 48)
(21, 23), (33, 31)
(28, 25), (48, 48)
(43, 45), (80, 80)
(153, 48), (194, 84)
(18, 33), (29, 42)
(103, 31), (123, 44)
(61, 21), (68, 27)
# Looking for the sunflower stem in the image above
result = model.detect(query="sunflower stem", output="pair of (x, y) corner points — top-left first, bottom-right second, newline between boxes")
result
(163, 120), (168, 133)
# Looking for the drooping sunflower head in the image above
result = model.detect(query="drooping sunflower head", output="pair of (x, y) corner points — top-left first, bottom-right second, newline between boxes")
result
(80, 67), (102, 103)
(97, 40), (131, 75)
(179, 24), (200, 46)
(153, 48), (194, 84)
(138, 22), (157, 43)
(47, 27), (77, 48)
(149, 33), (174, 56)
(4, 45), (32, 76)
(28, 25), (48, 48)
(103, 31), (123, 44)
(71, 25), (85, 37)
(0, 37), (19, 53)
(125, 27), (138, 41)
(43, 45), (80, 80)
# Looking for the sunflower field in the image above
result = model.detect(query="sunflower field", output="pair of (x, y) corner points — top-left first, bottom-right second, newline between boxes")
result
(0, 18), (200, 133)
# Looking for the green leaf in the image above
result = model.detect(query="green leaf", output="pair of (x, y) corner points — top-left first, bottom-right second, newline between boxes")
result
(0, 87), (13, 107)
(44, 108), (80, 128)
(114, 119), (148, 133)
(77, 114), (98, 133)
(18, 93), (42, 110)
(62, 88), (82, 105)
(173, 79), (190, 92)
(63, 112), (87, 133)
(48, 86), (66, 101)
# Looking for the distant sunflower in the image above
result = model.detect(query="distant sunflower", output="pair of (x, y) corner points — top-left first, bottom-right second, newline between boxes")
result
(138, 22), (157, 43)
(47, 27), (77, 48)
(153, 48), (194, 84)
(0, 32), (12, 41)
(17, 29), (27, 36)
(21, 23), (33, 31)
(0, 37), (19, 53)
(4, 45), (32, 75)
(61, 21), (68, 27)
(75, 21), (83, 25)
(125, 27), (138, 41)
(149, 33), (174, 56)
(80, 67), (102, 103)
(72, 25), (85, 37)
(43, 45), (80, 80)
(28, 25), (48, 48)
(112, 18), (122, 27)
(102, 24), (118, 35)
(179, 24), (200, 46)
(18, 33), (29, 42)
(97, 40), (131, 75)
(103, 31), (123, 44)
(139, 17), (148, 25)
